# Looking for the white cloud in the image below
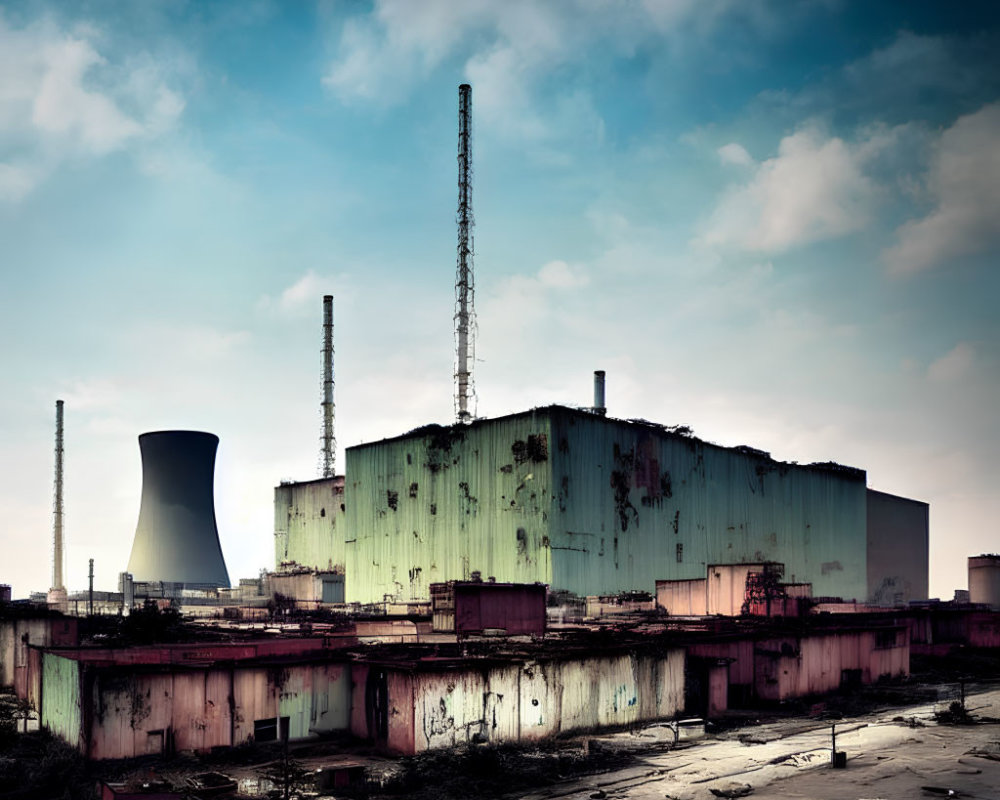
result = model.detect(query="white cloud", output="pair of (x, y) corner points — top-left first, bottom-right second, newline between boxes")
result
(927, 342), (975, 383)
(718, 142), (753, 167)
(258, 271), (355, 317)
(322, 1), (712, 141)
(698, 125), (880, 253)
(479, 260), (589, 340)
(537, 260), (589, 289)
(0, 13), (184, 201)
(884, 103), (1000, 275)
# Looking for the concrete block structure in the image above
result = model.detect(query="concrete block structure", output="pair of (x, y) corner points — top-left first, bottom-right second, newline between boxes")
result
(866, 489), (929, 605)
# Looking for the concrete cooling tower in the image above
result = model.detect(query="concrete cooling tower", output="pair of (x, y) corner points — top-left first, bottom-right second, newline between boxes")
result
(126, 431), (231, 589)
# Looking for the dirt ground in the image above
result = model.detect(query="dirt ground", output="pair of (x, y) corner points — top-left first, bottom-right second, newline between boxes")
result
(514, 688), (1000, 800)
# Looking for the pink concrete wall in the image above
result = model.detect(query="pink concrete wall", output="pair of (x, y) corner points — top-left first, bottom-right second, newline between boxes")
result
(755, 629), (909, 702)
(707, 664), (729, 717)
(707, 564), (767, 615)
(386, 672), (414, 755)
(656, 580), (707, 615)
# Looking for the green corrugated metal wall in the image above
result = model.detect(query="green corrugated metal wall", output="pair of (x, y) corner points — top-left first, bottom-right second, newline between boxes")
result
(274, 479), (345, 571)
(549, 410), (868, 599)
(339, 406), (867, 604)
(345, 413), (555, 603)
(41, 652), (81, 750)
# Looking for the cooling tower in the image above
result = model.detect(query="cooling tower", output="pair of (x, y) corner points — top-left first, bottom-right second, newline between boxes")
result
(126, 431), (231, 589)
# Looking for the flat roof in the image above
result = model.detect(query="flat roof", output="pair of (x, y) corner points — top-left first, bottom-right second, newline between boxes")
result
(344, 404), (866, 481)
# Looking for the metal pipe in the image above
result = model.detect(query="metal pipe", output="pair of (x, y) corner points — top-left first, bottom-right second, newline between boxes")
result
(321, 295), (336, 477)
(52, 400), (65, 591)
(593, 370), (606, 416)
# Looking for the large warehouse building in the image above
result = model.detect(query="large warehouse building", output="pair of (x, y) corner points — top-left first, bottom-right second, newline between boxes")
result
(275, 405), (928, 607)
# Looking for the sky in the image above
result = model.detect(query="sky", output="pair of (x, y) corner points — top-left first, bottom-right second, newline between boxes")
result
(1, 0), (997, 600)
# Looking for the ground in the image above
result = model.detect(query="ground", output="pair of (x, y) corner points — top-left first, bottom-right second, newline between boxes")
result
(513, 688), (1000, 800)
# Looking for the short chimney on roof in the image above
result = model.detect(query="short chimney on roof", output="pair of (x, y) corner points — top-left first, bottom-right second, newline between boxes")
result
(593, 370), (606, 416)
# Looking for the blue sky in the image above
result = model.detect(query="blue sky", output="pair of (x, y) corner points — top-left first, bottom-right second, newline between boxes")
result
(1, 0), (997, 599)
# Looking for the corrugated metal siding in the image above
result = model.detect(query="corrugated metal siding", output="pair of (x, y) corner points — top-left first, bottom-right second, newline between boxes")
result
(345, 415), (555, 604)
(275, 479), (345, 571)
(550, 410), (868, 599)
(41, 653), (81, 749)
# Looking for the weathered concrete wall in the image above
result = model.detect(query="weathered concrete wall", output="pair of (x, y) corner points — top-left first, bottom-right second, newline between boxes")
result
(551, 410), (868, 600)
(274, 477), (345, 572)
(46, 658), (352, 759)
(754, 628), (909, 703)
(345, 414), (556, 604)
(398, 649), (684, 755)
(0, 616), (78, 692)
(867, 489), (929, 605)
(707, 564), (769, 616)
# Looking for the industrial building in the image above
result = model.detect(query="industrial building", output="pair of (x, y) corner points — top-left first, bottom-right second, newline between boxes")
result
(274, 403), (928, 608)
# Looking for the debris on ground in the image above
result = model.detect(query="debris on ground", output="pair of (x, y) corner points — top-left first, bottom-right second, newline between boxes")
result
(709, 783), (754, 798)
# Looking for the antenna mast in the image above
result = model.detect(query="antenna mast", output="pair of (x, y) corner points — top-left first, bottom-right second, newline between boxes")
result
(52, 400), (65, 591)
(455, 83), (476, 423)
(320, 295), (336, 477)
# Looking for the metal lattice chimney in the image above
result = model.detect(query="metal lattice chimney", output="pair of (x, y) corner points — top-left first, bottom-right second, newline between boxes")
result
(51, 399), (65, 592)
(320, 295), (336, 478)
(126, 431), (231, 589)
(593, 370), (606, 416)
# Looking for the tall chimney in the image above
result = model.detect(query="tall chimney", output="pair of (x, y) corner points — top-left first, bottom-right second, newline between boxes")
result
(593, 371), (606, 416)
(455, 83), (476, 423)
(52, 400), (65, 592)
(320, 295), (336, 478)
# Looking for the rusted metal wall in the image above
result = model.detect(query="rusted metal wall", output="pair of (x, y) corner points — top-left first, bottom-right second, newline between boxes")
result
(396, 649), (684, 755)
(345, 414), (555, 604)
(866, 489), (929, 604)
(549, 410), (868, 600)
(274, 477), (345, 572)
(656, 579), (707, 615)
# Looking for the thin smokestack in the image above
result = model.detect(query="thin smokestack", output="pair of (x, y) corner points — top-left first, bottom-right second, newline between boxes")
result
(593, 371), (606, 416)
(321, 295), (336, 478)
(52, 399), (65, 591)
(455, 83), (476, 423)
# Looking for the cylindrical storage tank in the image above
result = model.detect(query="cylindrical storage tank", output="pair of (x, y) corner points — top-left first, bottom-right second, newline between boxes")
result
(969, 555), (1000, 610)
(126, 431), (231, 589)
